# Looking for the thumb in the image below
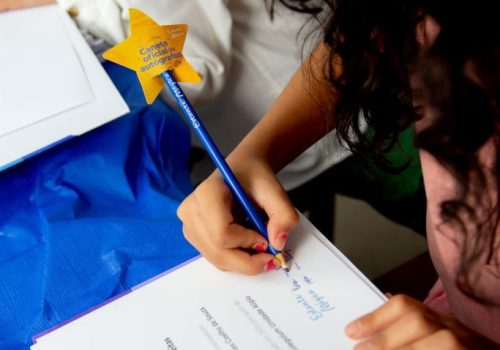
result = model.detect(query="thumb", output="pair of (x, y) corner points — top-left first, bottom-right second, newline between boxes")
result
(255, 184), (298, 251)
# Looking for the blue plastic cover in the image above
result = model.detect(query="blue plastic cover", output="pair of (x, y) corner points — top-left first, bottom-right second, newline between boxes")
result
(0, 62), (199, 349)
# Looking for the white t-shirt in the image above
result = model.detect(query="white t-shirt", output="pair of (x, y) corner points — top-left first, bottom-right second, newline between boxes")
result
(59, 0), (350, 190)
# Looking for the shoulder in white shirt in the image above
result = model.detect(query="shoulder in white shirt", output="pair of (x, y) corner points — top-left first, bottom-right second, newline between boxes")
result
(59, 0), (350, 190)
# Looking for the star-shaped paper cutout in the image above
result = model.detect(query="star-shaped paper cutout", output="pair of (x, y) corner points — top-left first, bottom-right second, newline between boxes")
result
(103, 9), (201, 104)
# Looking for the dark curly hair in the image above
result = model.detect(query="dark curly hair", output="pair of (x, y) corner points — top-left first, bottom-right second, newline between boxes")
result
(270, 0), (422, 169)
(270, 0), (500, 304)
(415, 1), (499, 304)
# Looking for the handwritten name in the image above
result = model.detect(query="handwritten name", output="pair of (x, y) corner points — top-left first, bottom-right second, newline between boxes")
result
(295, 289), (335, 321)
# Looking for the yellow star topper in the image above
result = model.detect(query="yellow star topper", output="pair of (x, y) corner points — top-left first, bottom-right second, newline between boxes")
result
(103, 9), (201, 104)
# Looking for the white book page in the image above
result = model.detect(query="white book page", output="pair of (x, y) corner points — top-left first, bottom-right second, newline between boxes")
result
(0, 4), (94, 136)
(32, 213), (385, 350)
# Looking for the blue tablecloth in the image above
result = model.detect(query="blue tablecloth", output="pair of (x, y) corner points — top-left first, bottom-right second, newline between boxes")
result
(0, 62), (198, 349)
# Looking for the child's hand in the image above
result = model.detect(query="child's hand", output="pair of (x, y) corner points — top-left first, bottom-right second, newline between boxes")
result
(177, 158), (298, 275)
(346, 294), (499, 349)
(0, 0), (56, 12)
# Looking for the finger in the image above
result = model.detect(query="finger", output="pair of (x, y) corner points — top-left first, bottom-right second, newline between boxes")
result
(178, 178), (234, 245)
(202, 245), (282, 275)
(200, 177), (273, 251)
(224, 249), (283, 275)
(216, 223), (270, 251)
(353, 311), (441, 350)
(182, 220), (275, 275)
(252, 182), (298, 251)
(346, 295), (423, 339)
(180, 196), (269, 251)
(399, 329), (466, 350)
(179, 176), (235, 228)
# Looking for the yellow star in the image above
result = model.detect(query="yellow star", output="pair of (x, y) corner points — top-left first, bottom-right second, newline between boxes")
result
(103, 9), (201, 104)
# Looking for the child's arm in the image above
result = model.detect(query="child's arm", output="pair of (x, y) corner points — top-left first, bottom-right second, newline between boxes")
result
(0, 0), (55, 12)
(177, 44), (339, 274)
(229, 44), (336, 175)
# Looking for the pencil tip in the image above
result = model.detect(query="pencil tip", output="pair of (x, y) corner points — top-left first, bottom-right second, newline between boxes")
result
(275, 253), (288, 270)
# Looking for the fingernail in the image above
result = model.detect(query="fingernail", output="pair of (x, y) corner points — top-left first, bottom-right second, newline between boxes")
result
(345, 321), (360, 337)
(273, 232), (288, 250)
(265, 259), (278, 271)
(252, 242), (267, 252)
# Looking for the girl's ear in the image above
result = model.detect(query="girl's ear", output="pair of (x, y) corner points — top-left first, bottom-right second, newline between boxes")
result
(416, 16), (441, 48)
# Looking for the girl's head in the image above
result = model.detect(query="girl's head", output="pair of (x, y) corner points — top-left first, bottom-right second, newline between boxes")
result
(415, 1), (499, 304)
(274, 0), (499, 304)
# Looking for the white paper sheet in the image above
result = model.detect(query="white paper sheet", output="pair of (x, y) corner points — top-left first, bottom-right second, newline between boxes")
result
(0, 4), (129, 170)
(31, 213), (385, 350)
(0, 5), (94, 136)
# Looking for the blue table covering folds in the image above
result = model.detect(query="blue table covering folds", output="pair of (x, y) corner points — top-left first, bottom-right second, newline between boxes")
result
(0, 62), (199, 349)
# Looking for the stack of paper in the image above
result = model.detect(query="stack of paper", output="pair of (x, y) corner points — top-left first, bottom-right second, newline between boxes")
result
(31, 213), (385, 350)
(0, 4), (129, 170)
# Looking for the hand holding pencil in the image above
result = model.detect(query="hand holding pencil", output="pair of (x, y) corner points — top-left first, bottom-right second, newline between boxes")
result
(178, 154), (298, 274)
(103, 9), (296, 274)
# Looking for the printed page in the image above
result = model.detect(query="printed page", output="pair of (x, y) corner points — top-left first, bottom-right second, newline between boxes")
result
(0, 4), (94, 136)
(32, 213), (385, 350)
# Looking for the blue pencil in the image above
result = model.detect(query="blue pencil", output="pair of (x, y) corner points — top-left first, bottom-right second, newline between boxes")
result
(162, 70), (287, 269)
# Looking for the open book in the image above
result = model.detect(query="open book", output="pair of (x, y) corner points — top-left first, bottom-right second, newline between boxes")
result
(31, 213), (385, 349)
